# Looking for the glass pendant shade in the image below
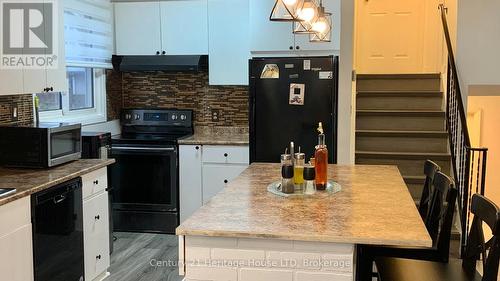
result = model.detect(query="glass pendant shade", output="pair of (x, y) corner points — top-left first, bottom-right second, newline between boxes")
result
(270, 0), (305, 22)
(310, 12), (332, 42)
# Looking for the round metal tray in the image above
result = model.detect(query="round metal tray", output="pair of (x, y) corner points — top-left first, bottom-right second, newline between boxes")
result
(267, 180), (342, 198)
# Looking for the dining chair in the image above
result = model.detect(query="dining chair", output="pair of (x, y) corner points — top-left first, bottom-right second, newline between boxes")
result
(418, 160), (441, 220)
(375, 194), (500, 281)
(356, 171), (457, 281)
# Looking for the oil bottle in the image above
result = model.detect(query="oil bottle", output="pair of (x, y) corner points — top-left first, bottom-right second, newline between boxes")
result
(314, 122), (328, 190)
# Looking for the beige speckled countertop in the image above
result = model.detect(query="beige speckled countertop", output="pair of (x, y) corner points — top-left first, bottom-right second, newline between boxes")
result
(0, 159), (115, 206)
(178, 126), (249, 145)
(177, 163), (432, 247)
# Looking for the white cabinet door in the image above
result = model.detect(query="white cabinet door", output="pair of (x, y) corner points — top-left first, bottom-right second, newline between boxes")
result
(114, 2), (162, 55)
(46, 0), (68, 93)
(83, 192), (110, 281)
(160, 0), (208, 55)
(0, 224), (34, 281)
(0, 70), (24, 95)
(293, 0), (340, 52)
(179, 145), (203, 222)
(202, 164), (247, 204)
(249, 0), (295, 52)
(208, 0), (249, 85)
(23, 0), (67, 94)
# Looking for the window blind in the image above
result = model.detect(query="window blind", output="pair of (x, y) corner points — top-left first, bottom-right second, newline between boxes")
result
(64, 0), (113, 68)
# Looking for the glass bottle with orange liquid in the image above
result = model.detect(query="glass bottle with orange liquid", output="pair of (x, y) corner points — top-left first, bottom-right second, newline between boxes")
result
(314, 122), (328, 190)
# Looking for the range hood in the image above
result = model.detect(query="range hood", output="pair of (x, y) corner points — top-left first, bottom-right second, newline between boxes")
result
(112, 55), (208, 72)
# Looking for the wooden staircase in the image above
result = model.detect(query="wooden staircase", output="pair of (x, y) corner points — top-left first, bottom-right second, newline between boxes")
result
(355, 74), (452, 202)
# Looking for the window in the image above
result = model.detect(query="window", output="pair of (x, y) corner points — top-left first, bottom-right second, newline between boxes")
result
(37, 0), (113, 125)
(37, 68), (107, 124)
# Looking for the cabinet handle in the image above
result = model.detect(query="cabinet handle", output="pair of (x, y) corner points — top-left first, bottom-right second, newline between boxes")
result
(162, 51), (166, 55)
(224, 179), (228, 184)
(156, 51), (160, 55)
(49, 87), (53, 91)
(289, 46), (293, 50)
(93, 180), (99, 185)
(95, 215), (100, 220)
(224, 153), (228, 157)
(195, 146), (200, 150)
(296, 46), (300, 50)
(43, 87), (48, 92)
(96, 255), (101, 260)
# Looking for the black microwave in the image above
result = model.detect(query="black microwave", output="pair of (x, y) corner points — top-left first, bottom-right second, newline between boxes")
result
(0, 123), (82, 168)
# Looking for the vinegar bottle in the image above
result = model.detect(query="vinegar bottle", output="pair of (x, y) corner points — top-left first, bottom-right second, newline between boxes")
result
(314, 122), (328, 190)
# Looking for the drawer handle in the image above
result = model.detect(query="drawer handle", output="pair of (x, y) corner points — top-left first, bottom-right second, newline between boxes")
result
(195, 146), (200, 150)
(224, 153), (228, 157)
(93, 180), (99, 185)
(224, 179), (228, 184)
(95, 215), (100, 220)
(96, 255), (101, 260)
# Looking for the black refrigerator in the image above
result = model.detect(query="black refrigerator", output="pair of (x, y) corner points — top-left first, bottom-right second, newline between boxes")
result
(249, 56), (338, 164)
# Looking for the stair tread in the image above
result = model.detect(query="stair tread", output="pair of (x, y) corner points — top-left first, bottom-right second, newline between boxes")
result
(357, 109), (445, 116)
(357, 90), (443, 95)
(356, 150), (451, 158)
(356, 130), (448, 137)
(357, 73), (441, 80)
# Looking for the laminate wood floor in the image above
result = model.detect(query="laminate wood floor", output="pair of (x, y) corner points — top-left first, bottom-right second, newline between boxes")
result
(107, 232), (182, 281)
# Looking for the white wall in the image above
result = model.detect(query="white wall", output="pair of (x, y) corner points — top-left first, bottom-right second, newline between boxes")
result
(456, 0), (500, 97)
(338, 0), (355, 164)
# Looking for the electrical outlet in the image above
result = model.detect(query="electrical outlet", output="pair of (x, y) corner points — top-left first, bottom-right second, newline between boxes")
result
(211, 109), (221, 122)
(11, 103), (18, 121)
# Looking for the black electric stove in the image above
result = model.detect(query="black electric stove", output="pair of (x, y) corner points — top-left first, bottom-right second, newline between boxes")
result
(109, 109), (193, 234)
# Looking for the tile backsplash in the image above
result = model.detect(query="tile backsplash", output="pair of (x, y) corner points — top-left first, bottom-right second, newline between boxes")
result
(0, 94), (33, 126)
(118, 71), (249, 127)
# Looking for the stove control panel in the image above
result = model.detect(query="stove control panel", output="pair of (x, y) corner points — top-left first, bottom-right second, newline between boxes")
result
(122, 109), (193, 127)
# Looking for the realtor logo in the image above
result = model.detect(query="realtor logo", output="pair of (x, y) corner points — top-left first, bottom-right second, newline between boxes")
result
(0, 0), (58, 69)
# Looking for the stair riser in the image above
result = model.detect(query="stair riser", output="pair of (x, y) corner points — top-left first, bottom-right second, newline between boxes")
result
(357, 96), (443, 110)
(357, 78), (441, 92)
(406, 183), (424, 201)
(356, 115), (446, 131)
(355, 157), (452, 177)
(356, 136), (449, 153)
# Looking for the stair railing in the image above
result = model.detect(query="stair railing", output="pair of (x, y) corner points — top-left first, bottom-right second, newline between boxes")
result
(439, 4), (488, 255)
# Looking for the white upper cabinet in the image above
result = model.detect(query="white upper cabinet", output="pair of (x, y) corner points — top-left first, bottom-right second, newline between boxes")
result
(114, 1), (208, 56)
(161, 0), (208, 55)
(1, 0), (67, 95)
(114, 2), (162, 55)
(208, 0), (249, 85)
(250, 0), (339, 53)
(249, 0), (295, 52)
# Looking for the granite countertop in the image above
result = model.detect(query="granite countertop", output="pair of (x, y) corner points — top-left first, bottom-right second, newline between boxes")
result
(0, 159), (115, 206)
(177, 163), (432, 247)
(178, 126), (249, 145)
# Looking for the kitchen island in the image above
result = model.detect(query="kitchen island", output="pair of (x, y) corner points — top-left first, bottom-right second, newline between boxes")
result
(176, 163), (431, 281)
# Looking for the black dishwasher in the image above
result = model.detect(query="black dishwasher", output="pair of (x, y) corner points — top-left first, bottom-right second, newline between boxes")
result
(31, 177), (84, 281)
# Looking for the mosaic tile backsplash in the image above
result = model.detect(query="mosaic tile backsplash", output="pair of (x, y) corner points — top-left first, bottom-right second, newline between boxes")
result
(0, 94), (33, 126)
(120, 71), (249, 127)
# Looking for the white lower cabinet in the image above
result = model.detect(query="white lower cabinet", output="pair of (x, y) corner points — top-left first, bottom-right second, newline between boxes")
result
(180, 145), (249, 222)
(0, 198), (33, 281)
(202, 164), (247, 204)
(83, 169), (110, 281)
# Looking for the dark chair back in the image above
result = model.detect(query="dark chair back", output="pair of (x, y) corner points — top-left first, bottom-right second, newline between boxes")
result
(424, 171), (457, 262)
(418, 160), (441, 220)
(462, 194), (500, 281)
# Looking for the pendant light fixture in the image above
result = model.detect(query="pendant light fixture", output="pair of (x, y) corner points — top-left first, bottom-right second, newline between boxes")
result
(309, 2), (332, 42)
(270, 0), (305, 22)
(293, 0), (320, 34)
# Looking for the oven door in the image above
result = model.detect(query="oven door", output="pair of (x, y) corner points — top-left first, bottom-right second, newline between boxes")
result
(110, 145), (178, 212)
